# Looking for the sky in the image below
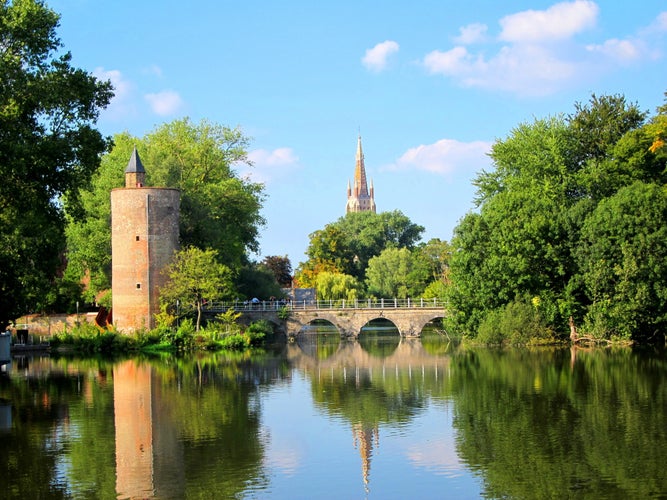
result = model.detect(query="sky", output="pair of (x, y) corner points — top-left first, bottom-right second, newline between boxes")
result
(48, 0), (667, 267)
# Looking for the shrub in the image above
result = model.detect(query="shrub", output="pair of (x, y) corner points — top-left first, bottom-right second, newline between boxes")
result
(277, 305), (291, 321)
(245, 320), (272, 345)
(161, 318), (195, 351)
(219, 333), (250, 349)
(477, 299), (554, 345)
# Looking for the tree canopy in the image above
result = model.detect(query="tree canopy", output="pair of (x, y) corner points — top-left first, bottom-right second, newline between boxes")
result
(447, 92), (667, 342)
(65, 118), (265, 303)
(365, 247), (429, 299)
(296, 210), (425, 289)
(0, 0), (112, 326)
(159, 247), (234, 331)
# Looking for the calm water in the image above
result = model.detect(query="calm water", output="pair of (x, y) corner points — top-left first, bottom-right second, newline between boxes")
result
(1, 328), (667, 499)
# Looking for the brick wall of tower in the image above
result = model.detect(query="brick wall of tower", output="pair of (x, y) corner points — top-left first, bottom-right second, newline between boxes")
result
(111, 187), (179, 332)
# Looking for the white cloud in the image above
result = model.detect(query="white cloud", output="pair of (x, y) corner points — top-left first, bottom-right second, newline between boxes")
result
(422, 2), (599, 95)
(499, 0), (599, 43)
(657, 12), (667, 31)
(454, 23), (488, 45)
(407, 438), (464, 473)
(421, 1), (667, 96)
(249, 147), (298, 167)
(424, 44), (576, 96)
(93, 67), (136, 120)
(362, 40), (400, 72)
(423, 46), (477, 76)
(244, 147), (300, 184)
(586, 38), (642, 63)
(144, 90), (184, 116)
(386, 139), (492, 176)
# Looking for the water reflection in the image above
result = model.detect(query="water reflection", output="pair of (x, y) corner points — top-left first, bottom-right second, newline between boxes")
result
(451, 346), (667, 498)
(2, 343), (667, 498)
(290, 329), (451, 494)
(295, 320), (340, 359)
(114, 360), (184, 499)
(358, 319), (400, 358)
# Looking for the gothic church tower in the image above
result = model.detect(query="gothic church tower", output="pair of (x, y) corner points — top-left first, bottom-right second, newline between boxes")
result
(111, 148), (180, 331)
(346, 135), (376, 213)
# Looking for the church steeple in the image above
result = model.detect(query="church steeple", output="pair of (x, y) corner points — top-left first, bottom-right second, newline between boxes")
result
(346, 135), (376, 213)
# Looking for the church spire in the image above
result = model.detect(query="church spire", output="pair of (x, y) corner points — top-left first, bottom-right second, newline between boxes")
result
(346, 135), (376, 213)
(354, 135), (368, 197)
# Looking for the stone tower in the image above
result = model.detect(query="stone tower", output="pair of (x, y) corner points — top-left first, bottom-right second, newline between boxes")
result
(111, 148), (180, 331)
(346, 135), (376, 213)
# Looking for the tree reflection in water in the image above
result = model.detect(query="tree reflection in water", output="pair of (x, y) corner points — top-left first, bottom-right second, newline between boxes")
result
(3, 344), (667, 498)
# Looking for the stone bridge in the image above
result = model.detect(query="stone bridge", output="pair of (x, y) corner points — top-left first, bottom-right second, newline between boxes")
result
(206, 299), (446, 339)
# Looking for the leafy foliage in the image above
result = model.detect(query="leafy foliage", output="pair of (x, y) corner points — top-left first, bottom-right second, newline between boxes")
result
(577, 182), (667, 341)
(0, 0), (112, 325)
(65, 119), (265, 302)
(235, 261), (284, 300)
(296, 210), (425, 287)
(261, 255), (293, 287)
(159, 247), (235, 331)
(365, 247), (429, 298)
(315, 271), (360, 301)
(448, 92), (667, 343)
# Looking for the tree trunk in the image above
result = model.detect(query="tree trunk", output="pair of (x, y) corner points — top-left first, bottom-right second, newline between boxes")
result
(569, 316), (578, 342)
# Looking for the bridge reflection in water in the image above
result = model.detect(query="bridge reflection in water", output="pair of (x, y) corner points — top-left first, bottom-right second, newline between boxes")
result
(289, 324), (452, 492)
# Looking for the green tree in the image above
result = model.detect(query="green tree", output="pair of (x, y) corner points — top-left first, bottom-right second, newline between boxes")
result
(159, 247), (235, 331)
(315, 271), (360, 302)
(0, 0), (112, 326)
(568, 93), (646, 166)
(449, 117), (575, 336)
(65, 119), (265, 302)
(415, 237), (453, 286)
(448, 92), (656, 341)
(235, 261), (283, 300)
(365, 247), (428, 298)
(261, 255), (292, 287)
(297, 210), (425, 285)
(577, 182), (667, 341)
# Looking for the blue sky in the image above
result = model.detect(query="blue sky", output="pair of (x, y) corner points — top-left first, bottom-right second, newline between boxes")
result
(49, 0), (667, 266)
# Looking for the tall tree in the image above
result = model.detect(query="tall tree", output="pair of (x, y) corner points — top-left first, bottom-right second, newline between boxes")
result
(448, 93), (657, 340)
(365, 247), (429, 298)
(261, 255), (293, 288)
(577, 182), (667, 341)
(297, 210), (424, 285)
(315, 271), (360, 302)
(65, 120), (265, 302)
(0, 0), (112, 326)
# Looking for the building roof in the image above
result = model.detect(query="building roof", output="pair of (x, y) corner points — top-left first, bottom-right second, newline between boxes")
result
(125, 147), (146, 174)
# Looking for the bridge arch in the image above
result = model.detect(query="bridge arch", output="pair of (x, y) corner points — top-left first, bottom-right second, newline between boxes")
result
(203, 300), (446, 339)
(284, 309), (445, 339)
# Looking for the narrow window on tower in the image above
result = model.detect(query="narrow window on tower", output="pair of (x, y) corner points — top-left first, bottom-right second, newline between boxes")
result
(136, 283), (141, 289)
(136, 235), (140, 241)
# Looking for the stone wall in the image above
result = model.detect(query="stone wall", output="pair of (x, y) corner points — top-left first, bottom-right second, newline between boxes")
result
(13, 312), (98, 339)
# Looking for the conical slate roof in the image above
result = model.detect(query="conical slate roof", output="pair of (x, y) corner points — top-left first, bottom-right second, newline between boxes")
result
(125, 147), (145, 173)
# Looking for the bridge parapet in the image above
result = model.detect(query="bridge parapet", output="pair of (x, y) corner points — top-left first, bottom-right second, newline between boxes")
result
(205, 297), (445, 313)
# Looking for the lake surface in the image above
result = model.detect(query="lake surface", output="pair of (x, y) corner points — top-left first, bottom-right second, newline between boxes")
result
(1, 329), (666, 499)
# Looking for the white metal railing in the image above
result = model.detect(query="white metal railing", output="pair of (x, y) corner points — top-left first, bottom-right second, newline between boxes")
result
(203, 297), (445, 313)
